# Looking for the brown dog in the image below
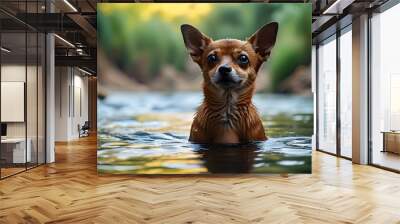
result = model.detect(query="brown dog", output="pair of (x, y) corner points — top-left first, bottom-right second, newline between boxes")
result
(181, 22), (278, 144)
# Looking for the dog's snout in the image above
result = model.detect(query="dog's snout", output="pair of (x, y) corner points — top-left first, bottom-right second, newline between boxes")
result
(212, 63), (241, 88)
(218, 65), (232, 75)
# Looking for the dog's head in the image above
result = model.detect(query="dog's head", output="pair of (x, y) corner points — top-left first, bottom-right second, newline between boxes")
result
(181, 23), (278, 90)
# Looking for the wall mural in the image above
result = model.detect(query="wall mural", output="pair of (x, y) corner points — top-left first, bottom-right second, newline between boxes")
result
(97, 3), (313, 174)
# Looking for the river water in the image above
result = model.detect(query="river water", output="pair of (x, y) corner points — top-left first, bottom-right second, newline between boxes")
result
(98, 92), (313, 174)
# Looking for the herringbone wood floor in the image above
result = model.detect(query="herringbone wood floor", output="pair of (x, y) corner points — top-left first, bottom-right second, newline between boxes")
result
(1, 135), (400, 224)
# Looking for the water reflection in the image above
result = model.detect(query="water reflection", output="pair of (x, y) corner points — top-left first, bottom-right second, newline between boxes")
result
(98, 92), (313, 174)
(98, 130), (311, 174)
(194, 143), (260, 173)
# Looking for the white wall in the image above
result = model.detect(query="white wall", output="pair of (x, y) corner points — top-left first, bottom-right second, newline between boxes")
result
(72, 73), (89, 138)
(1, 65), (37, 138)
(55, 67), (89, 141)
(55, 66), (69, 141)
(1, 65), (26, 139)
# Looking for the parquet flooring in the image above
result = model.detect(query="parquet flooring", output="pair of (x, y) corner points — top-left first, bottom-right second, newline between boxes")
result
(1, 135), (400, 224)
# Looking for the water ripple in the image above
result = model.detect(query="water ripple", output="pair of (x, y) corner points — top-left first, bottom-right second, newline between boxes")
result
(98, 92), (313, 174)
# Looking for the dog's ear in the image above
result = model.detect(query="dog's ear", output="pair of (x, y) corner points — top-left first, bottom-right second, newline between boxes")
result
(248, 22), (278, 61)
(181, 24), (212, 63)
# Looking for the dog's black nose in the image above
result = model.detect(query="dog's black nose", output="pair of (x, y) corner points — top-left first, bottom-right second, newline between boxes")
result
(218, 65), (232, 75)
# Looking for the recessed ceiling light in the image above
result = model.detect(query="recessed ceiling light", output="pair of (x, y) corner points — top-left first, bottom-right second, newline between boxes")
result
(323, 0), (354, 15)
(78, 67), (93, 76)
(63, 0), (78, 12)
(54, 34), (75, 48)
(1, 47), (11, 53)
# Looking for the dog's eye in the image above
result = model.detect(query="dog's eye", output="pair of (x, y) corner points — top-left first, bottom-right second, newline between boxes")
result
(207, 54), (218, 63)
(238, 54), (249, 64)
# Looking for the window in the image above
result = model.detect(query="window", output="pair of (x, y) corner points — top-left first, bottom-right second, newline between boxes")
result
(317, 35), (337, 154)
(339, 27), (352, 158)
(370, 3), (400, 171)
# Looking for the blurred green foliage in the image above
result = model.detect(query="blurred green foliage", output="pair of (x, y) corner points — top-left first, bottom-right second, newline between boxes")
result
(98, 3), (311, 91)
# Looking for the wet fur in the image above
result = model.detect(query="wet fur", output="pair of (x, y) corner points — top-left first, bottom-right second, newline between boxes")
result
(181, 24), (278, 144)
(190, 84), (266, 143)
